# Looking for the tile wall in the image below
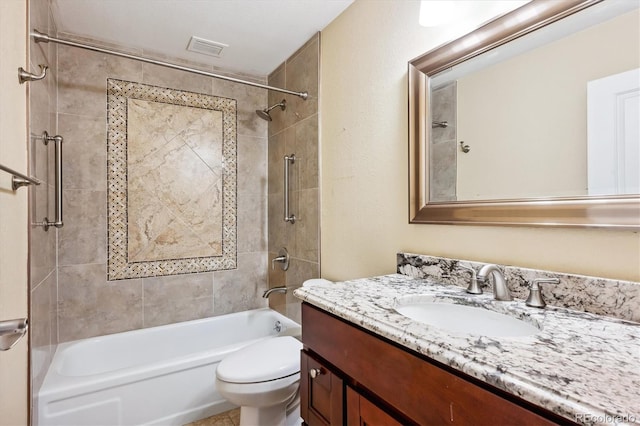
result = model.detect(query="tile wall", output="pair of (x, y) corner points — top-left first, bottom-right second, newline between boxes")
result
(54, 41), (269, 341)
(267, 34), (321, 323)
(430, 82), (457, 201)
(28, 0), (58, 421)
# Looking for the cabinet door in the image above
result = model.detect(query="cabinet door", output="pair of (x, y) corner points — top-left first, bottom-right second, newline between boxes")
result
(300, 350), (343, 426)
(346, 387), (403, 426)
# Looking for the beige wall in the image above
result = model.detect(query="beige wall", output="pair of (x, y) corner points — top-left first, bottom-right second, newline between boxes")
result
(457, 9), (639, 200)
(320, 0), (640, 282)
(0, 0), (29, 424)
(267, 34), (320, 324)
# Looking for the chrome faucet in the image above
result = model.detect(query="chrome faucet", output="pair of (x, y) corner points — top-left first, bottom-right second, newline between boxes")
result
(525, 278), (559, 308)
(262, 286), (287, 298)
(458, 264), (482, 295)
(476, 264), (512, 301)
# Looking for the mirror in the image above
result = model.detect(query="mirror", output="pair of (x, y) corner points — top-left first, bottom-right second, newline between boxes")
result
(408, 0), (640, 228)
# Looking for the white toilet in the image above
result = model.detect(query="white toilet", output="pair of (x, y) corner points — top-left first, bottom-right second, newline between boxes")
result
(215, 336), (303, 426)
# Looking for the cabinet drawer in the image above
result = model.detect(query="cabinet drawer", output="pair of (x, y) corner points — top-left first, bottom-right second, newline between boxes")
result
(302, 303), (562, 425)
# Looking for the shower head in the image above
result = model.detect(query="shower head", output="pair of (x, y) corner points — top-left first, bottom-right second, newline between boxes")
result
(256, 99), (286, 121)
(256, 109), (273, 121)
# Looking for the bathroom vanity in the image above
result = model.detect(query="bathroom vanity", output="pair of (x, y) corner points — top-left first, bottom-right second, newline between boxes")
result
(294, 257), (640, 426)
(300, 303), (562, 425)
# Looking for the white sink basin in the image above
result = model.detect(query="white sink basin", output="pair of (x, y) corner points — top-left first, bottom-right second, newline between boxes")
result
(395, 299), (540, 338)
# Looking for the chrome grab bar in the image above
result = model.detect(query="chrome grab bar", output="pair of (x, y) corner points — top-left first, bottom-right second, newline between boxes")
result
(33, 131), (64, 230)
(284, 154), (296, 224)
(0, 163), (42, 190)
(46, 132), (63, 229)
(0, 131), (63, 228)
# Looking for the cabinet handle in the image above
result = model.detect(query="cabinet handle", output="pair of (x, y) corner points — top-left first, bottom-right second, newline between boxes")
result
(309, 368), (323, 379)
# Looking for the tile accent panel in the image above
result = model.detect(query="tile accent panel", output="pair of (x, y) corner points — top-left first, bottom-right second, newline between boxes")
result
(397, 252), (640, 322)
(107, 79), (237, 279)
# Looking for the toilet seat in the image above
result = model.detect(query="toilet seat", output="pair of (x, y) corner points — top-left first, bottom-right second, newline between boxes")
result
(215, 373), (300, 406)
(216, 336), (302, 384)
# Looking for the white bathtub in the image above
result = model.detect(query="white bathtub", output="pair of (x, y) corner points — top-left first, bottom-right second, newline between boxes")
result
(38, 308), (301, 426)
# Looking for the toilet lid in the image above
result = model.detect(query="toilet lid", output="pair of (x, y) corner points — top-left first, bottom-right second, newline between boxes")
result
(216, 336), (303, 384)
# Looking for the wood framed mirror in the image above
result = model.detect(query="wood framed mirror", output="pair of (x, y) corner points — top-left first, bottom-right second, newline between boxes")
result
(408, 0), (640, 229)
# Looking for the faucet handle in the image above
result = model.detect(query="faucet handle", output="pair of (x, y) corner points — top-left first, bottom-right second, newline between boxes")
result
(525, 278), (560, 308)
(271, 255), (286, 270)
(271, 247), (290, 271)
(458, 264), (482, 295)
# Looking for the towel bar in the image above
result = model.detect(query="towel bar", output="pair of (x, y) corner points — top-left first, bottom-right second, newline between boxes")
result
(0, 163), (41, 190)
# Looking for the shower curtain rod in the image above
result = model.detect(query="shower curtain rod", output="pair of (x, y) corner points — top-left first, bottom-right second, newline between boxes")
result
(31, 30), (309, 100)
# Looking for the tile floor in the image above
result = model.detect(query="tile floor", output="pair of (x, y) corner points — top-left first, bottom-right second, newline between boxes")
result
(185, 408), (240, 426)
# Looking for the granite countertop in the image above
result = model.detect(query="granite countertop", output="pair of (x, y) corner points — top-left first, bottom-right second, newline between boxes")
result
(293, 274), (640, 426)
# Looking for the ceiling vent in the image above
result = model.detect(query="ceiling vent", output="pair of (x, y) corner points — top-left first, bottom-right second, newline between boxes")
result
(187, 36), (228, 58)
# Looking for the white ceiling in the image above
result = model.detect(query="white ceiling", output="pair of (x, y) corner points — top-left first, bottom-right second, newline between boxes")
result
(50, 0), (353, 77)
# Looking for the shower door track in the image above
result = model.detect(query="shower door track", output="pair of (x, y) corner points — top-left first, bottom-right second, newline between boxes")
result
(30, 30), (309, 100)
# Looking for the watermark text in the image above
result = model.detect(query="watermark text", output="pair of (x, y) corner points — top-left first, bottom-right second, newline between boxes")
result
(575, 413), (637, 424)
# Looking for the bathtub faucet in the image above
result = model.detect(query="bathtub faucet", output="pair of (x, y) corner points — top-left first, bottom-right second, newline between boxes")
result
(262, 286), (287, 298)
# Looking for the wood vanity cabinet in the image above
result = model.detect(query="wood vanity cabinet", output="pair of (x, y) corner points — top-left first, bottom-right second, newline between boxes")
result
(300, 302), (570, 426)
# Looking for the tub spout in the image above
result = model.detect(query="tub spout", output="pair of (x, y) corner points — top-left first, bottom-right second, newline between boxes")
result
(262, 286), (287, 298)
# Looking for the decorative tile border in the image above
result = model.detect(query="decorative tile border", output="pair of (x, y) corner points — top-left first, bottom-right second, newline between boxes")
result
(397, 252), (640, 322)
(107, 79), (237, 280)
